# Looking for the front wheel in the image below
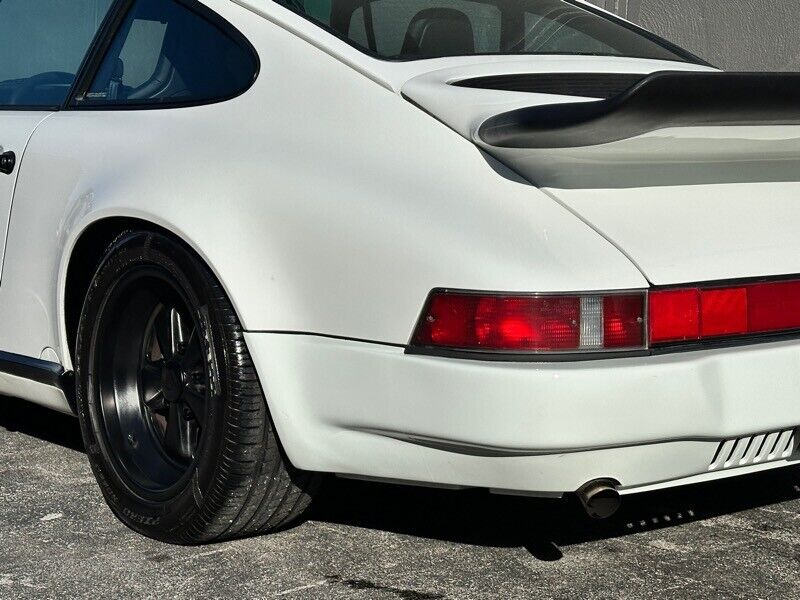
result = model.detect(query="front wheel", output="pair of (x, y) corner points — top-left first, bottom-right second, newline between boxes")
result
(75, 230), (319, 544)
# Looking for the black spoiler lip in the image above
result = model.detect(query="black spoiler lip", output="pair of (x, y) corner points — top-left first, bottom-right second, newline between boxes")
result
(478, 71), (800, 149)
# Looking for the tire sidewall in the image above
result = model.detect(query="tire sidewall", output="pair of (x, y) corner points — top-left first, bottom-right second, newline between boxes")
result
(76, 231), (228, 542)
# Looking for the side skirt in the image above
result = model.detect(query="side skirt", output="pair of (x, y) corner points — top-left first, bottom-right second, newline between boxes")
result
(0, 351), (74, 415)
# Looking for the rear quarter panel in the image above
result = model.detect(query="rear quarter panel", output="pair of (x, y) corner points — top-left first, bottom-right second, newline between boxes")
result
(0, 0), (647, 368)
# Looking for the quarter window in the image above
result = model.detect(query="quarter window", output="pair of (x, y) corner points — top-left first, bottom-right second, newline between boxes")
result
(274, 0), (696, 62)
(81, 0), (258, 107)
(0, 0), (114, 108)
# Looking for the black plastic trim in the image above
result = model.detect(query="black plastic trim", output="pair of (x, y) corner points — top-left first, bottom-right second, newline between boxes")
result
(452, 72), (646, 99)
(650, 331), (800, 356)
(65, 0), (133, 110)
(406, 330), (800, 362)
(479, 71), (800, 149)
(0, 351), (64, 388)
(0, 105), (61, 112)
(406, 345), (650, 362)
(651, 272), (800, 291)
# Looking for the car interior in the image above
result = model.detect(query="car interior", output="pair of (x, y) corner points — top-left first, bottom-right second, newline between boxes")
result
(0, 0), (255, 108)
(282, 0), (689, 61)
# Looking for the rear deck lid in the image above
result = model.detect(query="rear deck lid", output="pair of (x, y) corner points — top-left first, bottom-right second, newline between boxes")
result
(404, 67), (800, 285)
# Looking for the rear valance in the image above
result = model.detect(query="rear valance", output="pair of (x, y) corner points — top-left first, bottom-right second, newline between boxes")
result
(479, 71), (800, 149)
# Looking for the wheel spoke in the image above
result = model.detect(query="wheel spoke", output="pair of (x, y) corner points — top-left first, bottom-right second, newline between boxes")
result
(154, 307), (173, 360)
(180, 328), (203, 371)
(170, 307), (186, 356)
(145, 389), (167, 412)
(182, 387), (206, 426)
(164, 402), (193, 460)
(140, 362), (163, 407)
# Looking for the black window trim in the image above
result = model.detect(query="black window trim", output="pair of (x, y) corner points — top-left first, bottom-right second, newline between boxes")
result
(65, 0), (261, 112)
(271, 0), (711, 66)
(0, 0), (260, 113)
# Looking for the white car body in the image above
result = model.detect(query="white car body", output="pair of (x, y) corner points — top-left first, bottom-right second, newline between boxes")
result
(3, 0), (800, 501)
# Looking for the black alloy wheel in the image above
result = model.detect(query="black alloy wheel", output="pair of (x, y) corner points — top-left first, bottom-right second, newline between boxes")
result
(75, 230), (320, 544)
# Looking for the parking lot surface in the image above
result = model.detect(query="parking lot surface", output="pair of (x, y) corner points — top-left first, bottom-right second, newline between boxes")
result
(2, 396), (800, 599)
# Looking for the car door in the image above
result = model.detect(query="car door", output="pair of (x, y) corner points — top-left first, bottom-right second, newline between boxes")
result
(0, 0), (115, 279)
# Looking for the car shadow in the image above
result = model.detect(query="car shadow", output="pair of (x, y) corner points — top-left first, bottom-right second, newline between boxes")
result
(4, 395), (799, 560)
(313, 467), (800, 561)
(1, 395), (84, 452)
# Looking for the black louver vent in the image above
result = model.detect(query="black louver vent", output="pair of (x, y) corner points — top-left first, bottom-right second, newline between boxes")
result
(452, 73), (646, 99)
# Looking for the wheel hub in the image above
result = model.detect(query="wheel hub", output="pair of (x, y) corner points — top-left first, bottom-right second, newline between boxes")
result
(161, 362), (185, 404)
(93, 272), (210, 496)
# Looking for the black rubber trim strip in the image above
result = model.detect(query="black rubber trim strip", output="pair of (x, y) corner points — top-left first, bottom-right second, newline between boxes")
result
(452, 72), (646, 99)
(0, 350), (64, 387)
(63, 0), (132, 111)
(478, 71), (800, 149)
(406, 346), (651, 362)
(255, 326), (800, 362)
(249, 330), (406, 349)
(409, 332), (800, 363)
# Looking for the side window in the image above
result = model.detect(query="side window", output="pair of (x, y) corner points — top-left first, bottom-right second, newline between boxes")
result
(368, 1), (502, 57)
(524, 12), (619, 55)
(0, 0), (114, 108)
(81, 0), (258, 107)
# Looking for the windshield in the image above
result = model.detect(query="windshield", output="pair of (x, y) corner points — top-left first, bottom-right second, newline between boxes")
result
(273, 0), (696, 62)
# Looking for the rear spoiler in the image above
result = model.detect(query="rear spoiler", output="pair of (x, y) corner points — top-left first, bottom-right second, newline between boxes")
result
(478, 72), (800, 149)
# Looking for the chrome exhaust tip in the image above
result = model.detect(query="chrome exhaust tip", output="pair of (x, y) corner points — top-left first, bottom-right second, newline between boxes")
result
(577, 479), (621, 519)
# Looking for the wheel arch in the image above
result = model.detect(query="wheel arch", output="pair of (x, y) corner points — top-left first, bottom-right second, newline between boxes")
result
(61, 216), (238, 370)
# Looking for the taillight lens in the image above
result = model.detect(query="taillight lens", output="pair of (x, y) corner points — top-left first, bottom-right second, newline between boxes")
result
(412, 291), (645, 352)
(412, 279), (800, 356)
(649, 279), (800, 345)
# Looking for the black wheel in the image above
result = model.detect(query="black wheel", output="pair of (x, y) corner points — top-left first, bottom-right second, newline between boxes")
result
(75, 230), (320, 544)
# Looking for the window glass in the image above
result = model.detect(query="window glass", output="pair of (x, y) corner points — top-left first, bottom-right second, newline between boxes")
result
(0, 0), (114, 107)
(370, 1), (501, 56)
(83, 0), (258, 106)
(348, 8), (370, 48)
(273, 0), (695, 62)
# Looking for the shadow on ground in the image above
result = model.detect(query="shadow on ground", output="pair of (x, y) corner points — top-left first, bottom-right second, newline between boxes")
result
(4, 395), (800, 561)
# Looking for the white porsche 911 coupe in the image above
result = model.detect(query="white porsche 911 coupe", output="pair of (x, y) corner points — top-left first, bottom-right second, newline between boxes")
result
(3, 0), (799, 544)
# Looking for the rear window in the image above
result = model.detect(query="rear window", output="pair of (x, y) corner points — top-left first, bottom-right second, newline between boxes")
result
(272, 0), (696, 62)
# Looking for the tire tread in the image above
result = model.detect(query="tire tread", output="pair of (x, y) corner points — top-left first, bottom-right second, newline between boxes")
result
(76, 230), (319, 545)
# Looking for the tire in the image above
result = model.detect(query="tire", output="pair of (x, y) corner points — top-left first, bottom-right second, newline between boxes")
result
(75, 230), (319, 544)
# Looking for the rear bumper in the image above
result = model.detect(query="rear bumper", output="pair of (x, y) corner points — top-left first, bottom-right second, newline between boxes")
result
(245, 333), (800, 495)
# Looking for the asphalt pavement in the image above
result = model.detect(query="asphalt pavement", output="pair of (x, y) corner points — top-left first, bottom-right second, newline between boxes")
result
(2, 396), (800, 599)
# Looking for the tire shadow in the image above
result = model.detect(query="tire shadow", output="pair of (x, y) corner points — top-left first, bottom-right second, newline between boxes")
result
(4, 395), (800, 560)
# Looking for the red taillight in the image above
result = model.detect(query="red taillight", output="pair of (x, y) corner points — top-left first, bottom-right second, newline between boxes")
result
(701, 288), (747, 337)
(604, 295), (646, 348)
(649, 279), (800, 345)
(412, 291), (645, 352)
(474, 296), (580, 350)
(413, 279), (800, 356)
(649, 289), (699, 343)
(748, 281), (800, 332)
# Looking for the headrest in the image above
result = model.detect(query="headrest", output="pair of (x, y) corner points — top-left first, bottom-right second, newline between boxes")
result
(401, 8), (475, 58)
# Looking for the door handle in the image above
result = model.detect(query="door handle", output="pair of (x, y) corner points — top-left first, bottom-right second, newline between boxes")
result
(0, 151), (15, 175)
